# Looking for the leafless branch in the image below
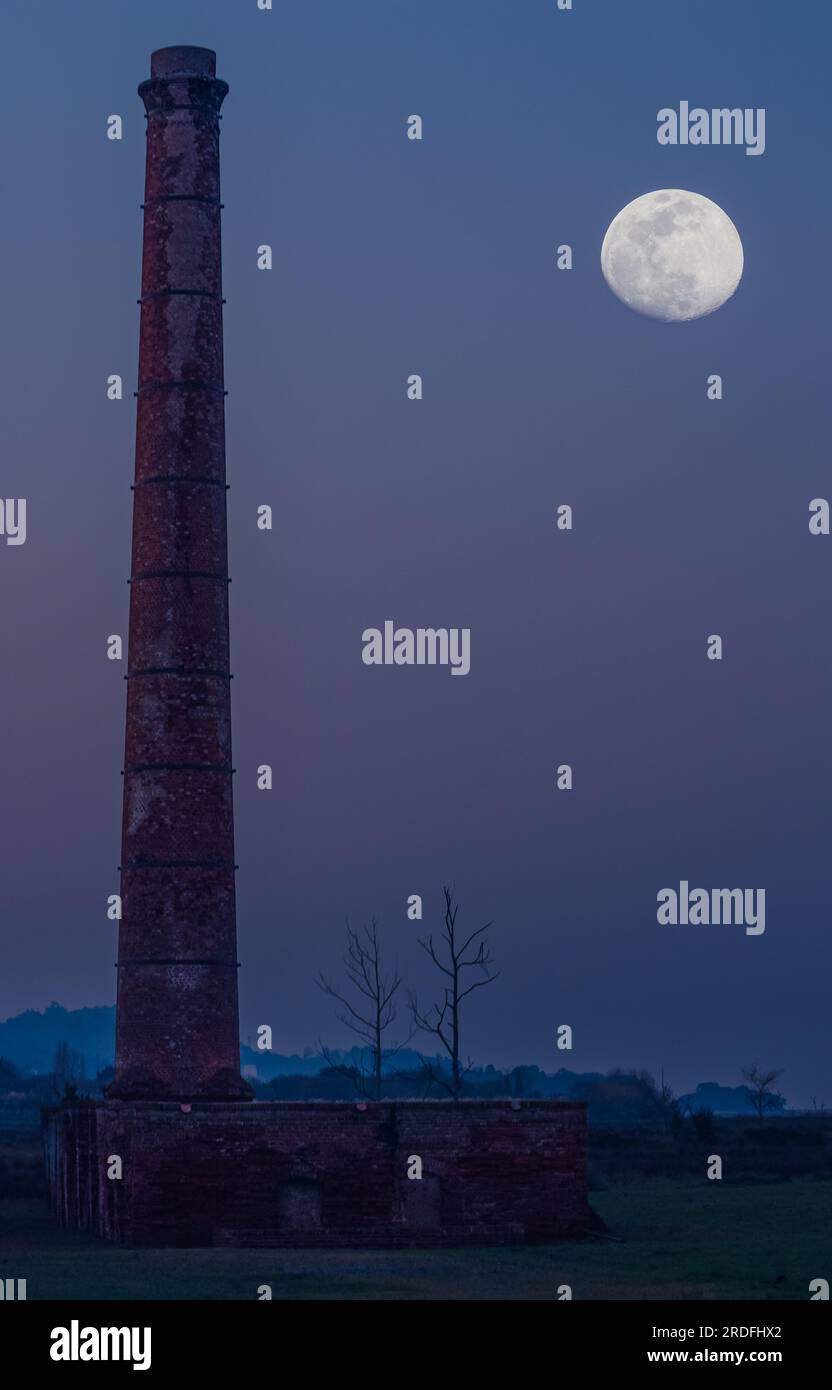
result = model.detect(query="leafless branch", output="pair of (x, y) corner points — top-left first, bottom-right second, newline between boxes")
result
(409, 886), (499, 1099)
(316, 916), (406, 1099)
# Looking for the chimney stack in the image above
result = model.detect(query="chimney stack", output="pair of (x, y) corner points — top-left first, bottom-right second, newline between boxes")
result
(110, 48), (250, 1100)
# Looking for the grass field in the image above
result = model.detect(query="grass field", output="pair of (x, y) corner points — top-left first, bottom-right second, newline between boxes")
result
(2, 1178), (828, 1300)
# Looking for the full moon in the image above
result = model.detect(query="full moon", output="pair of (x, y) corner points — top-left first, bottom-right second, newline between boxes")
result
(601, 189), (743, 322)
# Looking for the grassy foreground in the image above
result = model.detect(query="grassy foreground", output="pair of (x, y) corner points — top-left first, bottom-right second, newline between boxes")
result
(1, 1178), (828, 1300)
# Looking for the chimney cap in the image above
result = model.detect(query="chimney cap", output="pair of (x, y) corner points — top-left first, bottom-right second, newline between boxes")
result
(150, 46), (217, 79)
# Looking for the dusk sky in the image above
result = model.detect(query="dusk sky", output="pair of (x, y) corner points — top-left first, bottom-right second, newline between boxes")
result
(1, 0), (830, 1106)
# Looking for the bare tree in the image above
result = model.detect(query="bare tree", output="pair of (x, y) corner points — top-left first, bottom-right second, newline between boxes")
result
(741, 1063), (785, 1128)
(316, 918), (407, 1099)
(52, 1039), (85, 1101)
(648, 1066), (678, 1131)
(409, 886), (499, 1099)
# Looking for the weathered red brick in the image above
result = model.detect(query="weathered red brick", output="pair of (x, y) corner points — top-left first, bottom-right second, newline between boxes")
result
(44, 1100), (590, 1247)
(110, 46), (247, 1102)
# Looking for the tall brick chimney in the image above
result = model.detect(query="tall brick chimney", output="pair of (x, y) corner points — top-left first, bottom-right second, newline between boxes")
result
(110, 47), (250, 1100)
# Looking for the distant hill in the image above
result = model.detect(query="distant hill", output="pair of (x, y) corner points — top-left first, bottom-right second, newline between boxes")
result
(0, 1003), (115, 1076)
(678, 1081), (759, 1116)
(0, 1007), (603, 1093)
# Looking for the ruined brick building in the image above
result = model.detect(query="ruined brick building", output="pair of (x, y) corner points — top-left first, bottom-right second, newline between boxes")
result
(44, 46), (589, 1247)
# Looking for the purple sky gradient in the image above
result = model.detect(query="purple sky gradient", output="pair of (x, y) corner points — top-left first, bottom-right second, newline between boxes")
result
(1, 0), (829, 1105)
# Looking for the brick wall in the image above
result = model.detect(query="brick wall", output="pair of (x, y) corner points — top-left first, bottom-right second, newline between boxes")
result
(44, 1099), (589, 1247)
